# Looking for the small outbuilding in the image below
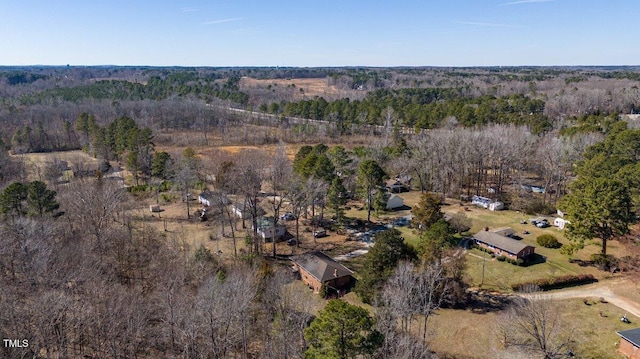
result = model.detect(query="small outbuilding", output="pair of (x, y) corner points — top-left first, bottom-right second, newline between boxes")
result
(488, 201), (504, 211)
(618, 327), (640, 359)
(553, 217), (569, 229)
(386, 194), (405, 210)
(232, 201), (266, 219)
(198, 190), (230, 207)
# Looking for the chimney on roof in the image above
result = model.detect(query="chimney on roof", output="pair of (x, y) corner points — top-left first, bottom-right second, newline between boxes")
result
(334, 268), (338, 277)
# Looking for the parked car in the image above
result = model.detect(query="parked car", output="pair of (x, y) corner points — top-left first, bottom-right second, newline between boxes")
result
(280, 212), (295, 221)
(535, 220), (550, 228)
(313, 229), (328, 238)
(393, 217), (410, 227)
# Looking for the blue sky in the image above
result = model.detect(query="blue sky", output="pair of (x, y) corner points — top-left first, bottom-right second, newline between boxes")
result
(1, 0), (638, 67)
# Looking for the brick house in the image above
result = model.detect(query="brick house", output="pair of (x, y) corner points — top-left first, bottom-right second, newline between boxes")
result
(618, 328), (640, 358)
(291, 251), (353, 294)
(473, 229), (535, 261)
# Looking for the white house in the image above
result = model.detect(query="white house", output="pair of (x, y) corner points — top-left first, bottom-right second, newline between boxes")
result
(472, 195), (491, 208)
(472, 195), (504, 211)
(386, 194), (405, 210)
(254, 218), (286, 241)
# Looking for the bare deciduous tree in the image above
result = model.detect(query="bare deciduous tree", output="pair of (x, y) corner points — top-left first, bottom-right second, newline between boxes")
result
(497, 286), (573, 359)
(267, 142), (292, 257)
(62, 179), (125, 257)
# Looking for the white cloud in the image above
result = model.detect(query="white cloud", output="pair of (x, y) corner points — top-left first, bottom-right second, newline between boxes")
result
(202, 17), (242, 25)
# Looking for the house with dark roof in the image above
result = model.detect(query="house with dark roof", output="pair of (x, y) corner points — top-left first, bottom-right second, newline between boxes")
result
(473, 229), (535, 261)
(618, 327), (640, 358)
(385, 175), (412, 193)
(291, 251), (354, 294)
(491, 227), (516, 237)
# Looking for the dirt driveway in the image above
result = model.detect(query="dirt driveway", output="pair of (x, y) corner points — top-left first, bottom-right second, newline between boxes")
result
(521, 277), (640, 318)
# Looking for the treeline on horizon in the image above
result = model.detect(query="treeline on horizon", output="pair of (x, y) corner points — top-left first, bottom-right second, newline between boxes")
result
(1, 66), (640, 154)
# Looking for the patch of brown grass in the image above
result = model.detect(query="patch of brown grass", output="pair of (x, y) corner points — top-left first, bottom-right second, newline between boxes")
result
(427, 297), (635, 358)
(239, 77), (341, 99)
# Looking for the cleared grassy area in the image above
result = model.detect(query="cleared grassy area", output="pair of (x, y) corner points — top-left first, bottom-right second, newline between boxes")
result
(465, 249), (578, 291)
(428, 297), (635, 359)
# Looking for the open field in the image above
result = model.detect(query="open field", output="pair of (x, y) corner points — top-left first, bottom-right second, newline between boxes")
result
(239, 77), (344, 100)
(330, 275), (638, 358)
(17, 149), (98, 165)
(428, 296), (635, 359)
(16, 149), (100, 180)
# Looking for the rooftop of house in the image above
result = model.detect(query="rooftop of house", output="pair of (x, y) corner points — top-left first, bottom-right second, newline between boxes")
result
(491, 227), (516, 237)
(291, 251), (353, 283)
(386, 175), (411, 186)
(618, 327), (640, 347)
(473, 230), (533, 255)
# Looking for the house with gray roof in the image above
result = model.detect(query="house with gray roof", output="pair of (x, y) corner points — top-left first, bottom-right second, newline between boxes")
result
(618, 327), (640, 358)
(291, 251), (353, 295)
(473, 229), (535, 261)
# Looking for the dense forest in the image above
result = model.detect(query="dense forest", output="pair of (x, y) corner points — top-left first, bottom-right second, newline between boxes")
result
(2, 66), (640, 358)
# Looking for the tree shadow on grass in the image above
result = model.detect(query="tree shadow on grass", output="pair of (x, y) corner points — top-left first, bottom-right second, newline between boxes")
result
(465, 291), (512, 314)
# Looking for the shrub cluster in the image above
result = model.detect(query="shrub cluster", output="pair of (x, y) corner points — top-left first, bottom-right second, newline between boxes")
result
(128, 184), (151, 195)
(513, 198), (556, 215)
(476, 247), (524, 265)
(512, 274), (597, 291)
(474, 245), (495, 257)
(506, 257), (525, 266)
(536, 234), (561, 248)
